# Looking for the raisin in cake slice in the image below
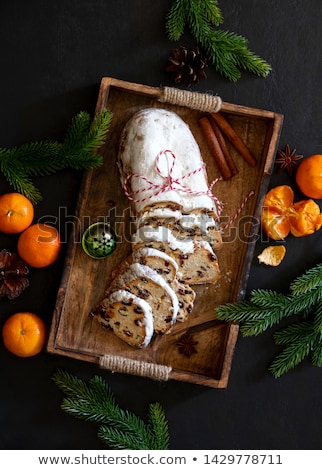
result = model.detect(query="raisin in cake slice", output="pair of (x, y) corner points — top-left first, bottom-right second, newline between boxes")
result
(108, 262), (180, 334)
(93, 290), (154, 348)
(137, 205), (222, 250)
(133, 226), (220, 285)
(132, 246), (179, 282)
(172, 279), (195, 322)
(132, 246), (195, 321)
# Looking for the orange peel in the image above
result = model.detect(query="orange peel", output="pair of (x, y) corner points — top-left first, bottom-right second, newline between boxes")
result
(257, 245), (286, 266)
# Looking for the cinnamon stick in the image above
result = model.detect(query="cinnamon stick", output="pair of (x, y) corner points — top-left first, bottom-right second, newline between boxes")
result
(210, 112), (257, 167)
(198, 116), (232, 180)
(208, 118), (239, 177)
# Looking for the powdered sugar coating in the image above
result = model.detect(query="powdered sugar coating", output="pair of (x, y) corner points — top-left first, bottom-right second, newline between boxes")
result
(132, 246), (179, 273)
(107, 289), (154, 347)
(132, 226), (195, 254)
(118, 108), (219, 216)
(130, 263), (179, 323)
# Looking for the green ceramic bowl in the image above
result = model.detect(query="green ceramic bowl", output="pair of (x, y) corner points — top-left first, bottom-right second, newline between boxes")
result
(81, 222), (117, 259)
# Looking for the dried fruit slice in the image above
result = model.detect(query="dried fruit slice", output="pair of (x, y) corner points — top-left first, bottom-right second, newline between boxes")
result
(257, 245), (286, 266)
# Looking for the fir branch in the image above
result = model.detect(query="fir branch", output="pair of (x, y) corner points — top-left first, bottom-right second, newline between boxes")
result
(290, 263), (322, 295)
(0, 109), (112, 204)
(284, 287), (322, 318)
(273, 320), (315, 346)
(216, 299), (259, 324)
(216, 262), (322, 377)
(52, 370), (169, 450)
(0, 159), (43, 203)
(269, 321), (317, 378)
(202, 0), (223, 26)
(239, 314), (283, 337)
(165, 0), (271, 81)
(147, 402), (170, 450)
(165, 0), (188, 41)
(97, 426), (148, 450)
(312, 336), (322, 367)
(313, 302), (322, 333)
(250, 289), (289, 310)
(216, 291), (291, 336)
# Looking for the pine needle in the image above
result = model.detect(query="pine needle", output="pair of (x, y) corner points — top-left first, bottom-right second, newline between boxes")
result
(147, 402), (170, 450)
(312, 337), (322, 367)
(0, 109), (112, 204)
(215, 262), (322, 377)
(290, 263), (322, 295)
(165, 0), (187, 41)
(165, 0), (271, 81)
(269, 321), (317, 378)
(52, 369), (169, 450)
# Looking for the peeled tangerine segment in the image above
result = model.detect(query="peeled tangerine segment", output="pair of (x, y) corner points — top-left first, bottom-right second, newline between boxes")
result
(290, 199), (322, 237)
(261, 185), (294, 240)
(261, 206), (291, 240)
(257, 245), (286, 266)
(261, 185), (322, 240)
(263, 185), (294, 212)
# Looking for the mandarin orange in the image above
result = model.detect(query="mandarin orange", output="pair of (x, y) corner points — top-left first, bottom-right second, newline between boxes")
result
(2, 312), (46, 357)
(290, 199), (322, 237)
(0, 192), (34, 234)
(261, 184), (322, 240)
(261, 206), (291, 240)
(17, 223), (61, 268)
(295, 154), (322, 199)
(261, 185), (294, 240)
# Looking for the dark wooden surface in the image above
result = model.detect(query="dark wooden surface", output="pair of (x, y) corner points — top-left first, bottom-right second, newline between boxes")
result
(0, 0), (321, 450)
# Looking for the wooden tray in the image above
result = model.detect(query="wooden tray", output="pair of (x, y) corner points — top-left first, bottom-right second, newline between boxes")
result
(47, 77), (283, 388)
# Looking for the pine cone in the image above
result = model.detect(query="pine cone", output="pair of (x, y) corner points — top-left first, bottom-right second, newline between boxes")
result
(165, 46), (208, 87)
(0, 249), (29, 299)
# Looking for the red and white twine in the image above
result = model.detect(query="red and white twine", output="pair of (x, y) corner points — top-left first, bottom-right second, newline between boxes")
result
(221, 190), (255, 231)
(123, 149), (254, 228)
(123, 149), (223, 215)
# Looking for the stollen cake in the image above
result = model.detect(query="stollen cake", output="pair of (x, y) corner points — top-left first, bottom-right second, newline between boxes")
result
(118, 107), (222, 221)
(131, 247), (195, 321)
(132, 246), (179, 282)
(137, 205), (222, 249)
(106, 262), (179, 334)
(132, 225), (220, 285)
(93, 108), (223, 348)
(94, 290), (154, 348)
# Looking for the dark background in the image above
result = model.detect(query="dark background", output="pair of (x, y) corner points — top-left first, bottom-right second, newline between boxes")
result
(0, 0), (321, 450)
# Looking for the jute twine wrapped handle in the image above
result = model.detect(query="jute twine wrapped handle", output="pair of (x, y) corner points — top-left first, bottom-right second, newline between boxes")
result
(159, 86), (222, 113)
(99, 354), (172, 381)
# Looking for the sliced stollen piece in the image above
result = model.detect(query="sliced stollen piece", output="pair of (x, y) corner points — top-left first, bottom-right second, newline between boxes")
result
(172, 210), (222, 248)
(93, 290), (154, 348)
(172, 279), (195, 322)
(109, 262), (180, 334)
(137, 205), (222, 249)
(132, 226), (220, 285)
(132, 246), (179, 282)
(118, 108), (221, 220)
(132, 246), (195, 321)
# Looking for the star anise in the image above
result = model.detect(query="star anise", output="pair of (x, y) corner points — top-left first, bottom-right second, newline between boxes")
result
(177, 333), (198, 358)
(165, 46), (207, 87)
(0, 249), (29, 299)
(275, 144), (303, 176)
